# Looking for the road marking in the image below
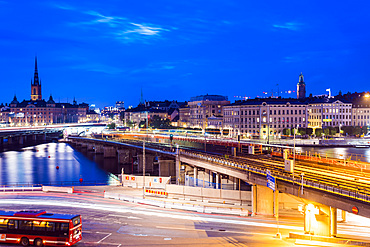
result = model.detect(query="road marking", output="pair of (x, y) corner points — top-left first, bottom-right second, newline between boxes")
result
(97, 233), (112, 243)
(108, 214), (141, 219)
(96, 231), (112, 235)
(155, 225), (275, 236)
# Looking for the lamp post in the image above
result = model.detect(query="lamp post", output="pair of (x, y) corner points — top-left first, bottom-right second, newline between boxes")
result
(143, 141), (146, 199)
(301, 172), (304, 195)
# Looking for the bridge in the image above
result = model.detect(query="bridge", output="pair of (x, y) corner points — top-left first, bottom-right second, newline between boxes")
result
(0, 123), (105, 148)
(67, 132), (370, 238)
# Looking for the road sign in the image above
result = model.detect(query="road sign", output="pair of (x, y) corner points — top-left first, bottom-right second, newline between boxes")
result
(267, 174), (275, 191)
(352, 206), (359, 215)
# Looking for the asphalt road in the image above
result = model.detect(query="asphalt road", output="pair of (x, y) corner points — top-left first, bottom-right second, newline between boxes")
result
(0, 191), (363, 247)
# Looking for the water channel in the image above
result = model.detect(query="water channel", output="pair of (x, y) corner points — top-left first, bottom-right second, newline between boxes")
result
(1, 141), (370, 186)
(0, 142), (117, 186)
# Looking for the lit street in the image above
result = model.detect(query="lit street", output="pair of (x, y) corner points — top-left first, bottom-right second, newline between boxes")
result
(0, 190), (368, 246)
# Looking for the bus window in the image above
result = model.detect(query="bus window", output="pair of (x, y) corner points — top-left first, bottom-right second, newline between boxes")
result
(32, 221), (47, 231)
(0, 219), (8, 231)
(72, 216), (80, 226)
(46, 222), (55, 232)
(60, 223), (69, 236)
(8, 220), (18, 230)
(19, 220), (32, 230)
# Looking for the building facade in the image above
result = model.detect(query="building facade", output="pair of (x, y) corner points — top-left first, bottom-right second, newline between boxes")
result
(224, 99), (308, 138)
(4, 57), (88, 126)
(186, 95), (230, 129)
(307, 99), (352, 129)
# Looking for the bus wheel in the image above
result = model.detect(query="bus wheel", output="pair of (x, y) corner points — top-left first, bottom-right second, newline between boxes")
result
(34, 238), (43, 247)
(20, 237), (29, 246)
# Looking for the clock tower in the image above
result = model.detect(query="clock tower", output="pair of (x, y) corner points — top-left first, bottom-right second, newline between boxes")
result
(31, 56), (42, 101)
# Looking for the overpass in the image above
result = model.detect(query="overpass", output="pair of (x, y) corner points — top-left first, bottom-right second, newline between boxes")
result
(68, 135), (370, 238)
(0, 123), (105, 148)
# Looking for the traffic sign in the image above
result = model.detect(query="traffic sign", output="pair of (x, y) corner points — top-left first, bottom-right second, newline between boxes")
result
(352, 206), (359, 215)
(267, 174), (275, 191)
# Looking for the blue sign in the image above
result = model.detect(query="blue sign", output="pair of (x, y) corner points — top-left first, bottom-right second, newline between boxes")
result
(267, 174), (276, 191)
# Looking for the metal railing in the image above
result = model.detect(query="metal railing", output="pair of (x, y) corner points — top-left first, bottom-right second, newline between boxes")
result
(180, 150), (370, 203)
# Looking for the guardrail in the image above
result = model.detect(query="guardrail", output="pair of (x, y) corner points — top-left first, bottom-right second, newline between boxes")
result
(180, 150), (370, 203)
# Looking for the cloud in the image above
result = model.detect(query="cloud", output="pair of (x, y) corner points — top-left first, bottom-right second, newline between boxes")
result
(56, 5), (170, 43)
(125, 23), (166, 36)
(273, 22), (302, 31)
(70, 63), (125, 75)
(53, 3), (76, 11)
(114, 23), (169, 43)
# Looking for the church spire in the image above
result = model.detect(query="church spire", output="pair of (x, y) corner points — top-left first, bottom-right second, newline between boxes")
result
(31, 56), (42, 101)
(33, 56), (39, 86)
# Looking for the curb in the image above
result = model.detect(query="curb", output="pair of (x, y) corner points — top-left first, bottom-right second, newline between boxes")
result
(289, 232), (370, 246)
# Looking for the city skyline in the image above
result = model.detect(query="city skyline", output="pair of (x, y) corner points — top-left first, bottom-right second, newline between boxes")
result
(1, 1), (369, 108)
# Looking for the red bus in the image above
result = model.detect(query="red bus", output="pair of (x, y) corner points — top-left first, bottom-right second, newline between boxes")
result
(0, 210), (82, 246)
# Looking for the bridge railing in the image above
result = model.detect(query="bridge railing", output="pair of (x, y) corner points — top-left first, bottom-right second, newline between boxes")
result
(180, 150), (370, 203)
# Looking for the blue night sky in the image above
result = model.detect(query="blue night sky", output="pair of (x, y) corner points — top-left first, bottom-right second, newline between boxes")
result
(1, 1), (369, 108)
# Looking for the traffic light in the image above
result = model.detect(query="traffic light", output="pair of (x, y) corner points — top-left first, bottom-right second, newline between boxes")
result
(170, 134), (173, 142)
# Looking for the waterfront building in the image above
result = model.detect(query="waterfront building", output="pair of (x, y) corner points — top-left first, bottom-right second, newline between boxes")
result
(307, 98), (352, 129)
(5, 57), (88, 126)
(223, 98), (308, 138)
(349, 93), (370, 127)
(178, 106), (191, 128)
(181, 94), (229, 129)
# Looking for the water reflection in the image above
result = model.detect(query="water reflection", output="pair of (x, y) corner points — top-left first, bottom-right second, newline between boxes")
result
(299, 146), (370, 163)
(0, 143), (113, 186)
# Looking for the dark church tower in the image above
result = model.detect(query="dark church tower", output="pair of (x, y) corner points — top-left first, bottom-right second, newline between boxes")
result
(297, 72), (306, 99)
(31, 57), (42, 101)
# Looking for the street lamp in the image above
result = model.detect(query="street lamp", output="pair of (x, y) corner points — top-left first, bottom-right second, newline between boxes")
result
(301, 173), (304, 195)
(143, 140), (146, 199)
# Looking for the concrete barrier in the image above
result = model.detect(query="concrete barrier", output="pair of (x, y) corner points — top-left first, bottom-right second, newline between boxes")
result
(42, 186), (74, 194)
(166, 184), (251, 204)
(0, 186), (42, 192)
(121, 175), (171, 189)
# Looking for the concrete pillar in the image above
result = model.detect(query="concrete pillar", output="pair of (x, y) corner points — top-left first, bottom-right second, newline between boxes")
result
(87, 144), (94, 152)
(95, 145), (104, 154)
(117, 149), (130, 164)
(0, 137), (3, 146)
(274, 190), (279, 218)
(103, 146), (116, 158)
(33, 135), (37, 141)
(341, 210), (346, 222)
(194, 167), (198, 186)
(251, 184), (274, 216)
(304, 204), (337, 237)
(81, 143), (88, 150)
(138, 153), (155, 173)
(19, 136), (23, 145)
(215, 172), (219, 189)
(176, 159), (181, 185)
(158, 159), (175, 177)
(8, 137), (12, 145)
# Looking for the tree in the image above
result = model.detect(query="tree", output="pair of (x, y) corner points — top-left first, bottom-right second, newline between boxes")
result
(298, 127), (306, 136)
(324, 128), (330, 136)
(283, 128), (291, 136)
(126, 120), (136, 128)
(315, 128), (323, 137)
(306, 128), (313, 136)
(107, 122), (116, 129)
(342, 126), (354, 136)
(329, 127), (337, 136)
(149, 115), (172, 129)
